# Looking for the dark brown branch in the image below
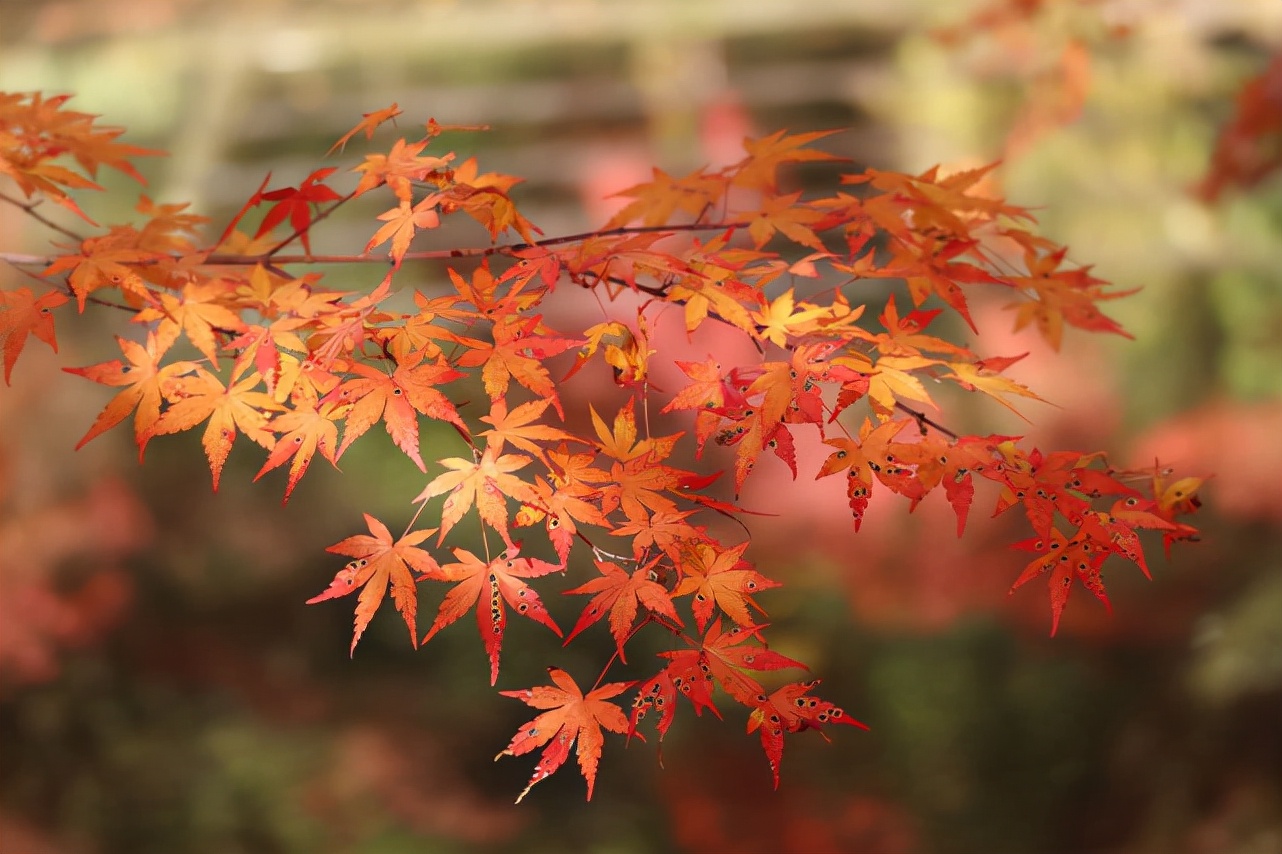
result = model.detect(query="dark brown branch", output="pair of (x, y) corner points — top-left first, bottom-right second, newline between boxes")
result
(895, 402), (959, 440)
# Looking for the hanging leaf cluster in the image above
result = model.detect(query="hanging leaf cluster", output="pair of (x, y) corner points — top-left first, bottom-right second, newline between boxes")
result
(0, 91), (1204, 800)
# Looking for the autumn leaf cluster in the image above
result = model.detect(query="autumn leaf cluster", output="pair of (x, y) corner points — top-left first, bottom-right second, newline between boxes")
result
(0, 90), (1204, 800)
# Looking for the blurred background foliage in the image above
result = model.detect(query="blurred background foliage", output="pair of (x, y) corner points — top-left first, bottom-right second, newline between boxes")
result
(1, 1), (1280, 852)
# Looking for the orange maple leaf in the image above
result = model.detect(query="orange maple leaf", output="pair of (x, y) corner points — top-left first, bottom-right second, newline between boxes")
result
(325, 350), (466, 469)
(147, 367), (281, 491)
(744, 193), (828, 251)
(63, 333), (198, 455)
(41, 234), (156, 310)
(366, 193), (442, 267)
(1008, 528), (1111, 637)
(0, 287), (69, 383)
(135, 281), (248, 366)
(731, 129), (843, 191)
(307, 513), (441, 655)
(328, 102), (403, 155)
(604, 166), (727, 229)
(252, 395), (342, 502)
(414, 446), (538, 546)
(479, 398), (579, 461)
(455, 313), (580, 417)
(673, 540), (779, 631)
(423, 546), (562, 684)
(514, 475), (610, 566)
(497, 667), (633, 802)
(352, 138), (453, 199)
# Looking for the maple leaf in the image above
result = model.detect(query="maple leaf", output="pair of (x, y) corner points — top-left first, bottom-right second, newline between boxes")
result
(308, 513), (442, 655)
(673, 540), (779, 631)
(943, 359), (1043, 419)
(514, 475), (610, 566)
(1004, 242), (1132, 350)
(565, 319), (653, 389)
(352, 138), (453, 199)
(413, 446), (538, 546)
(749, 288), (836, 348)
(252, 395), (343, 502)
(64, 333), (198, 455)
(1008, 528), (1110, 636)
(366, 193), (442, 267)
(661, 358), (748, 454)
(563, 559), (682, 660)
(731, 129), (843, 191)
(744, 192), (828, 251)
(888, 236), (1003, 332)
(423, 546), (562, 684)
(456, 313), (580, 417)
(628, 658), (719, 743)
(328, 102), (402, 155)
(589, 398), (681, 465)
(255, 167), (342, 254)
(663, 235), (768, 334)
(440, 156), (541, 242)
(134, 280), (248, 366)
(325, 350), (466, 469)
(828, 353), (940, 421)
(479, 398), (578, 461)
(747, 679), (868, 788)
(898, 433), (1006, 536)
(0, 92), (161, 221)
(0, 287), (68, 383)
(1198, 52), (1282, 200)
(630, 620), (808, 743)
(604, 166), (727, 229)
(610, 510), (706, 562)
(147, 367), (281, 491)
(875, 293), (970, 357)
(497, 667), (633, 803)
(41, 233), (156, 310)
(696, 620), (807, 700)
(816, 418), (922, 531)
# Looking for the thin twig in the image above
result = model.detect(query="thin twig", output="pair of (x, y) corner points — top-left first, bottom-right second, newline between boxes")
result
(0, 190), (87, 243)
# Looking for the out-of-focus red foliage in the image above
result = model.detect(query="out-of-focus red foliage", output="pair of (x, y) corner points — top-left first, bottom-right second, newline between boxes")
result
(1198, 52), (1282, 201)
(661, 748), (919, 854)
(0, 370), (151, 688)
(306, 725), (525, 845)
(1135, 399), (1282, 524)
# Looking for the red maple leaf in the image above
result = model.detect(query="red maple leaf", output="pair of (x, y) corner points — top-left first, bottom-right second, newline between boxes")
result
(421, 545), (562, 684)
(256, 167), (342, 253)
(1008, 528), (1111, 636)
(563, 559), (681, 660)
(747, 680), (868, 788)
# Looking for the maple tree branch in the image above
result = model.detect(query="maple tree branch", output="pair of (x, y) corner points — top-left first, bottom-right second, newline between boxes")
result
(0, 220), (751, 272)
(0, 191), (86, 243)
(895, 402), (959, 440)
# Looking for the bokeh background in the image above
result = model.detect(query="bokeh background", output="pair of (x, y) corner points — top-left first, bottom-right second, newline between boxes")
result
(2, 1), (1280, 852)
